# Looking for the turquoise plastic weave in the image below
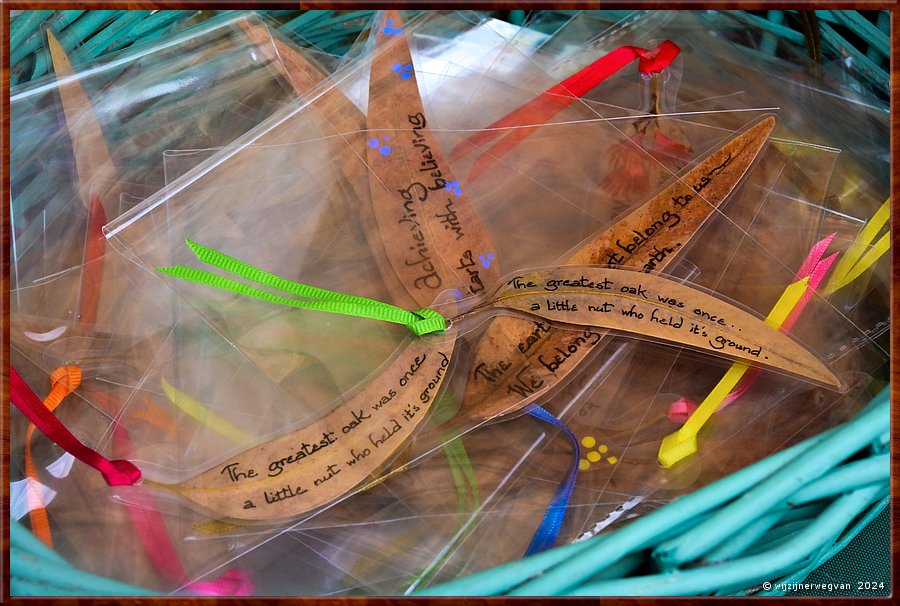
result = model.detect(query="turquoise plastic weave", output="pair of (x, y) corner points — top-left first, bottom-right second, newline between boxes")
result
(12, 10), (889, 92)
(9, 9), (890, 596)
(11, 520), (161, 596)
(419, 387), (889, 596)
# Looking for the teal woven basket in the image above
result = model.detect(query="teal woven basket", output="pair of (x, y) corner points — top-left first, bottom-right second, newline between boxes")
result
(418, 387), (890, 596)
(10, 9), (890, 93)
(9, 9), (890, 597)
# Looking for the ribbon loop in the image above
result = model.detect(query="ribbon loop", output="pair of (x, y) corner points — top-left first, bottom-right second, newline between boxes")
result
(409, 308), (448, 336)
(98, 458), (144, 487)
(634, 40), (681, 74)
(45, 365), (82, 412)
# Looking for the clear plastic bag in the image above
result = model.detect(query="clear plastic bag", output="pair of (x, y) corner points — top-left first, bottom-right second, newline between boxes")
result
(10, 9), (889, 596)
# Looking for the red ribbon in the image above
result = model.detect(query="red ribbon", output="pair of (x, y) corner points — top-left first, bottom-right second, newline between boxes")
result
(77, 193), (108, 326)
(9, 366), (142, 486)
(451, 41), (681, 180)
(633, 41), (681, 75)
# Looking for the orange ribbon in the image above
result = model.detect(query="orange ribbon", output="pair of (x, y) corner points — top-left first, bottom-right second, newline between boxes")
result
(23, 366), (82, 547)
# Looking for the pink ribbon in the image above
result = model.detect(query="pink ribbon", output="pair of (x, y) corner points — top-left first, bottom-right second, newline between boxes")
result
(182, 569), (255, 596)
(107, 394), (254, 596)
(668, 234), (839, 424)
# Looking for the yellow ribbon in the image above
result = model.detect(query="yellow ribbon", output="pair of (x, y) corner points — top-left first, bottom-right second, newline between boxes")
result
(658, 278), (809, 467)
(823, 197), (890, 295)
(160, 378), (252, 444)
(660, 197), (891, 467)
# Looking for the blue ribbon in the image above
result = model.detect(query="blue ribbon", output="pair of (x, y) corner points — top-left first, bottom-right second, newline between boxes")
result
(524, 404), (580, 556)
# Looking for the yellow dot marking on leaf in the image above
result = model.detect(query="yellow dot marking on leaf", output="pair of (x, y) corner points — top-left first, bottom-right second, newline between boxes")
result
(577, 436), (618, 471)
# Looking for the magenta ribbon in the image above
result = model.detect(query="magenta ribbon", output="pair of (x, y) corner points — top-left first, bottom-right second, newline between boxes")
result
(181, 569), (255, 596)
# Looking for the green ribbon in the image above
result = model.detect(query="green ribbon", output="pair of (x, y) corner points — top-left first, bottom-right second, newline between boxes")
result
(157, 238), (447, 336)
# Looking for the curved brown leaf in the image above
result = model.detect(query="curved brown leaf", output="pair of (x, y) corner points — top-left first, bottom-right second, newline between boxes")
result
(461, 117), (777, 421)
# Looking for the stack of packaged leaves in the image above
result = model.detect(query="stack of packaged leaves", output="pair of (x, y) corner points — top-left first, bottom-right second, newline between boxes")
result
(10, 10), (889, 595)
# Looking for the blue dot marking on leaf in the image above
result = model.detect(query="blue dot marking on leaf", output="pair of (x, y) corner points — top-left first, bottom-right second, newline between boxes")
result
(368, 135), (392, 156)
(478, 253), (495, 268)
(444, 180), (462, 196)
(391, 63), (414, 80)
(382, 19), (403, 35)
